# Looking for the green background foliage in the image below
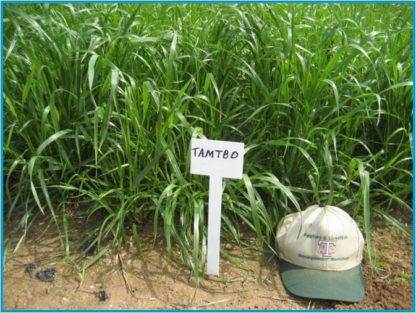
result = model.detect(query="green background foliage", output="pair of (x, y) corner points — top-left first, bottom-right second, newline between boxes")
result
(3, 3), (413, 275)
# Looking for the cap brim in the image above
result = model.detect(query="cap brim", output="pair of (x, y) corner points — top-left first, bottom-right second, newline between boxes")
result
(279, 259), (365, 302)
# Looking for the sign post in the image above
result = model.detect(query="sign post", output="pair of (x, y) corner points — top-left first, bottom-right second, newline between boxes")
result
(190, 138), (245, 275)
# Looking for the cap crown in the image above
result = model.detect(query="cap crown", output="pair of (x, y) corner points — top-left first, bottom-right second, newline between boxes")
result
(277, 205), (364, 271)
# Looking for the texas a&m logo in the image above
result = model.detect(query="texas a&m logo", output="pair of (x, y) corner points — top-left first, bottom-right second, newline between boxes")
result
(318, 240), (336, 257)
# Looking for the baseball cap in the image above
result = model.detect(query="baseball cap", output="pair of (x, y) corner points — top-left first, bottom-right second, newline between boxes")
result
(276, 205), (365, 302)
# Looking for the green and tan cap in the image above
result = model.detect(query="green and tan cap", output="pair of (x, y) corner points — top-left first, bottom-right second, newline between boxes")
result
(276, 205), (365, 302)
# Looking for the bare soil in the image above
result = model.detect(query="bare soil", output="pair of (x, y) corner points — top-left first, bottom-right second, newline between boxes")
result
(3, 219), (413, 310)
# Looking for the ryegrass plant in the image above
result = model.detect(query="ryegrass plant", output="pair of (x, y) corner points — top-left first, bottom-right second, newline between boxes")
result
(3, 3), (413, 274)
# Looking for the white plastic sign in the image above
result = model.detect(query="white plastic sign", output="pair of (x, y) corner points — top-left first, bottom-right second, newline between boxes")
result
(190, 138), (245, 275)
(190, 138), (244, 179)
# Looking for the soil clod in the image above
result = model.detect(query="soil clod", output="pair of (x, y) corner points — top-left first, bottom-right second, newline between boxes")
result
(97, 290), (109, 302)
(24, 263), (36, 274)
(35, 268), (56, 282)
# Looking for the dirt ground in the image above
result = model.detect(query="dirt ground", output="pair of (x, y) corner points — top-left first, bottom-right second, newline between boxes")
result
(3, 218), (413, 310)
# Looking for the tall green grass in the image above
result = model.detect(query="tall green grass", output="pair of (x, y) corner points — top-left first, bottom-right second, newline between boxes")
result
(3, 3), (412, 275)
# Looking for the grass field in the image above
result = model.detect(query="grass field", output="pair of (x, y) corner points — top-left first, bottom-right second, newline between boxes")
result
(3, 3), (413, 276)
